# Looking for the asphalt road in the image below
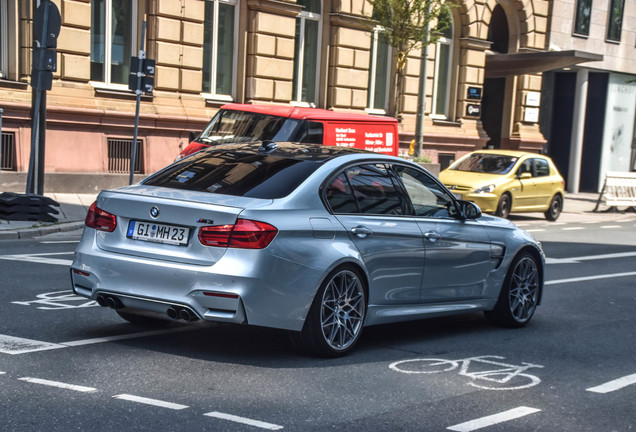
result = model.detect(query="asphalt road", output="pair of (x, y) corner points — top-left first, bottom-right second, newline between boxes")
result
(0, 219), (635, 431)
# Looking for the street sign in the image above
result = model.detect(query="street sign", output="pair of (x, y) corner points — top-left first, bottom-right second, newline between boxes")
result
(34, 1), (61, 48)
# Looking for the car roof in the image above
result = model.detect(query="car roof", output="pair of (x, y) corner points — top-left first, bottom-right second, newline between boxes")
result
(220, 103), (398, 123)
(469, 149), (548, 159)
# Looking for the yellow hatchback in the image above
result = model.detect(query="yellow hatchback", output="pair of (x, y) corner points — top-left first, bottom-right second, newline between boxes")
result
(439, 150), (565, 220)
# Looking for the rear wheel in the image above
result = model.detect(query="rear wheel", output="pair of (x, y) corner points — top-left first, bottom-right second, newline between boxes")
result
(544, 194), (563, 221)
(290, 266), (367, 357)
(495, 193), (511, 219)
(485, 252), (540, 328)
(116, 310), (170, 327)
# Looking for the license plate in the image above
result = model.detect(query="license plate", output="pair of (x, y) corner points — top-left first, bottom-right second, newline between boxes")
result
(127, 220), (190, 246)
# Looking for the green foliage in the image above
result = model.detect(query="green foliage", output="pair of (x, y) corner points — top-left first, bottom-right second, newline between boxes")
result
(367, 0), (455, 116)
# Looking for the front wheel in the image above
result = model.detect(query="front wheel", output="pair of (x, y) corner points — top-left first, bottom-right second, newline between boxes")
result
(290, 266), (367, 357)
(485, 252), (540, 328)
(544, 194), (563, 221)
(495, 194), (511, 219)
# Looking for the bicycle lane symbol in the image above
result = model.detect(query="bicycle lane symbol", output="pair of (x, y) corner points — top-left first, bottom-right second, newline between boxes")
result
(12, 290), (98, 310)
(389, 355), (543, 391)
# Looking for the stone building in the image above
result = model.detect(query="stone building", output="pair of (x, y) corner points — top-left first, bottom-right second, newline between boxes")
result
(541, 0), (636, 192)
(1, 0), (628, 191)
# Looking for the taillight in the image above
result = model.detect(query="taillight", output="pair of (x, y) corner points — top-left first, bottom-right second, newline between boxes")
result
(198, 219), (277, 249)
(85, 201), (117, 232)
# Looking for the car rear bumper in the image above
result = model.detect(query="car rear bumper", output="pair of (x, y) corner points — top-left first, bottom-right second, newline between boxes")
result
(70, 232), (325, 332)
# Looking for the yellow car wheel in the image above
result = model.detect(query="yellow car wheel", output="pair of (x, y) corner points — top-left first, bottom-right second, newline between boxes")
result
(495, 193), (511, 219)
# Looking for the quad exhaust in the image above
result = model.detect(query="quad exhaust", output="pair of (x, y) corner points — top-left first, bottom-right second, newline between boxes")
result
(167, 306), (198, 322)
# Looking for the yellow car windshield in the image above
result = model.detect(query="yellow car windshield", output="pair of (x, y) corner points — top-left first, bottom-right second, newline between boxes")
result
(451, 154), (518, 175)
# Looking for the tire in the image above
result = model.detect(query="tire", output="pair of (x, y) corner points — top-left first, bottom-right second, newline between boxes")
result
(485, 252), (540, 328)
(116, 310), (170, 327)
(290, 266), (367, 357)
(495, 193), (511, 219)
(544, 194), (563, 221)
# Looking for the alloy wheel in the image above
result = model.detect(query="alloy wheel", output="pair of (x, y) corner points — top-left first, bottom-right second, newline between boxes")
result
(320, 269), (366, 351)
(508, 256), (539, 323)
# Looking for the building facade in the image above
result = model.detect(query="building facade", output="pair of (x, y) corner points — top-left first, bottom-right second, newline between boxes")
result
(2, 0), (617, 192)
(541, 0), (636, 192)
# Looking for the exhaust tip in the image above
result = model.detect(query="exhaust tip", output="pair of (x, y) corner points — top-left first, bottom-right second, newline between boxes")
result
(106, 296), (123, 309)
(167, 307), (179, 320)
(96, 295), (108, 307)
(180, 308), (194, 322)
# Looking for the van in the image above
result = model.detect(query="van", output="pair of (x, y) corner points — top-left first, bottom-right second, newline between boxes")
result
(177, 103), (399, 160)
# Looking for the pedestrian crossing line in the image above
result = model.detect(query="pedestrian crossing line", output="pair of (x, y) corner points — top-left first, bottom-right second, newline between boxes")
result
(447, 406), (541, 431)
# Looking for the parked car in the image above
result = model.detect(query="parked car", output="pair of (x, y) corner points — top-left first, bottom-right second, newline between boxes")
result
(71, 142), (544, 357)
(176, 103), (399, 160)
(439, 150), (565, 220)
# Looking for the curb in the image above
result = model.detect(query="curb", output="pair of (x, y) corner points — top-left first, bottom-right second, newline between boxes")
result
(0, 221), (85, 240)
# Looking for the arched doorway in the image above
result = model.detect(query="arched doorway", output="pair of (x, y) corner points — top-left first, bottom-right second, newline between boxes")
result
(481, 4), (509, 149)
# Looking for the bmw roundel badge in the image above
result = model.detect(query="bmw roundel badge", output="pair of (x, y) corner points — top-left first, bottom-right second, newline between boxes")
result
(150, 206), (160, 218)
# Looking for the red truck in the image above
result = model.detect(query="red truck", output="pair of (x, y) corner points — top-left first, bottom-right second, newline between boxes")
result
(177, 103), (399, 160)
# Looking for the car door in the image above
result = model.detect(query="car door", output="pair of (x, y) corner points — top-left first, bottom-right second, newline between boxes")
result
(325, 163), (425, 305)
(512, 157), (540, 210)
(391, 165), (494, 303)
(532, 157), (557, 207)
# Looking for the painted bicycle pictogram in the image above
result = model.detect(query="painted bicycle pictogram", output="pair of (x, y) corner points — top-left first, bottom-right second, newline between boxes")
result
(389, 355), (543, 390)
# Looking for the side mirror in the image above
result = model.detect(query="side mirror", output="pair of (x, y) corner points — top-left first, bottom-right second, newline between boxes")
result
(519, 172), (532, 180)
(455, 200), (482, 220)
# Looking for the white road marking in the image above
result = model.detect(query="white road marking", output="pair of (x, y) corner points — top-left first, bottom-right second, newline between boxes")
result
(0, 327), (191, 355)
(39, 240), (80, 244)
(18, 377), (97, 392)
(546, 271), (636, 285)
(0, 371), (5, 375)
(562, 227), (585, 231)
(447, 406), (541, 432)
(113, 394), (188, 410)
(587, 373), (636, 394)
(600, 225), (622, 229)
(205, 411), (284, 430)
(0, 252), (73, 266)
(525, 229), (545, 233)
(546, 251), (636, 264)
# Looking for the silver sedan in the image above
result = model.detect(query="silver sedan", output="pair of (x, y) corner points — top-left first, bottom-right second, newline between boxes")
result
(71, 142), (544, 357)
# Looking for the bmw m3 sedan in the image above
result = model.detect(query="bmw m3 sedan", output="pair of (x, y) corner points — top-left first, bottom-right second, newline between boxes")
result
(71, 142), (544, 357)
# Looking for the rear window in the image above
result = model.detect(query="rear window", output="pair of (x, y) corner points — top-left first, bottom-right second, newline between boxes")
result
(451, 153), (518, 175)
(143, 151), (321, 199)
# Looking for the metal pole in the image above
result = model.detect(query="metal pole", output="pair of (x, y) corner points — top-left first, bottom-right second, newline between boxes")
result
(0, 107), (3, 185)
(413, 4), (431, 159)
(130, 21), (146, 185)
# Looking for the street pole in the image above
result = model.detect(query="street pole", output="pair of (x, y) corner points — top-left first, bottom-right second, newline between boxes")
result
(130, 21), (146, 185)
(413, 3), (431, 159)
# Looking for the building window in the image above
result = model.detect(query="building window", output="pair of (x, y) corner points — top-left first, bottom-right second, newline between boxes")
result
(573, 0), (592, 36)
(292, 0), (321, 105)
(90, 0), (138, 86)
(606, 0), (625, 41)
(431, 13), (453, 119)
(202, 0), (237, 100)
(367, 27), (390, 113)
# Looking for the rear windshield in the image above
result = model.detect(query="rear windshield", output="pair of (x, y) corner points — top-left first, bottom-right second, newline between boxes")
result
(197, 109), (301, 145)
(450, 153), (518, 175)
(143, 151), (321, 199)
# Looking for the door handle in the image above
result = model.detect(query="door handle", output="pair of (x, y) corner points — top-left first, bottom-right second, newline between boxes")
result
(351, 225), (373, 238)
(424, 231), (441, 242)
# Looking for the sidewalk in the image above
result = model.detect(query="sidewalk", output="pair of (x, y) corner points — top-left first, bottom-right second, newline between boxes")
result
(0, 193), (96, 240)
(0, 192), (635, 240)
